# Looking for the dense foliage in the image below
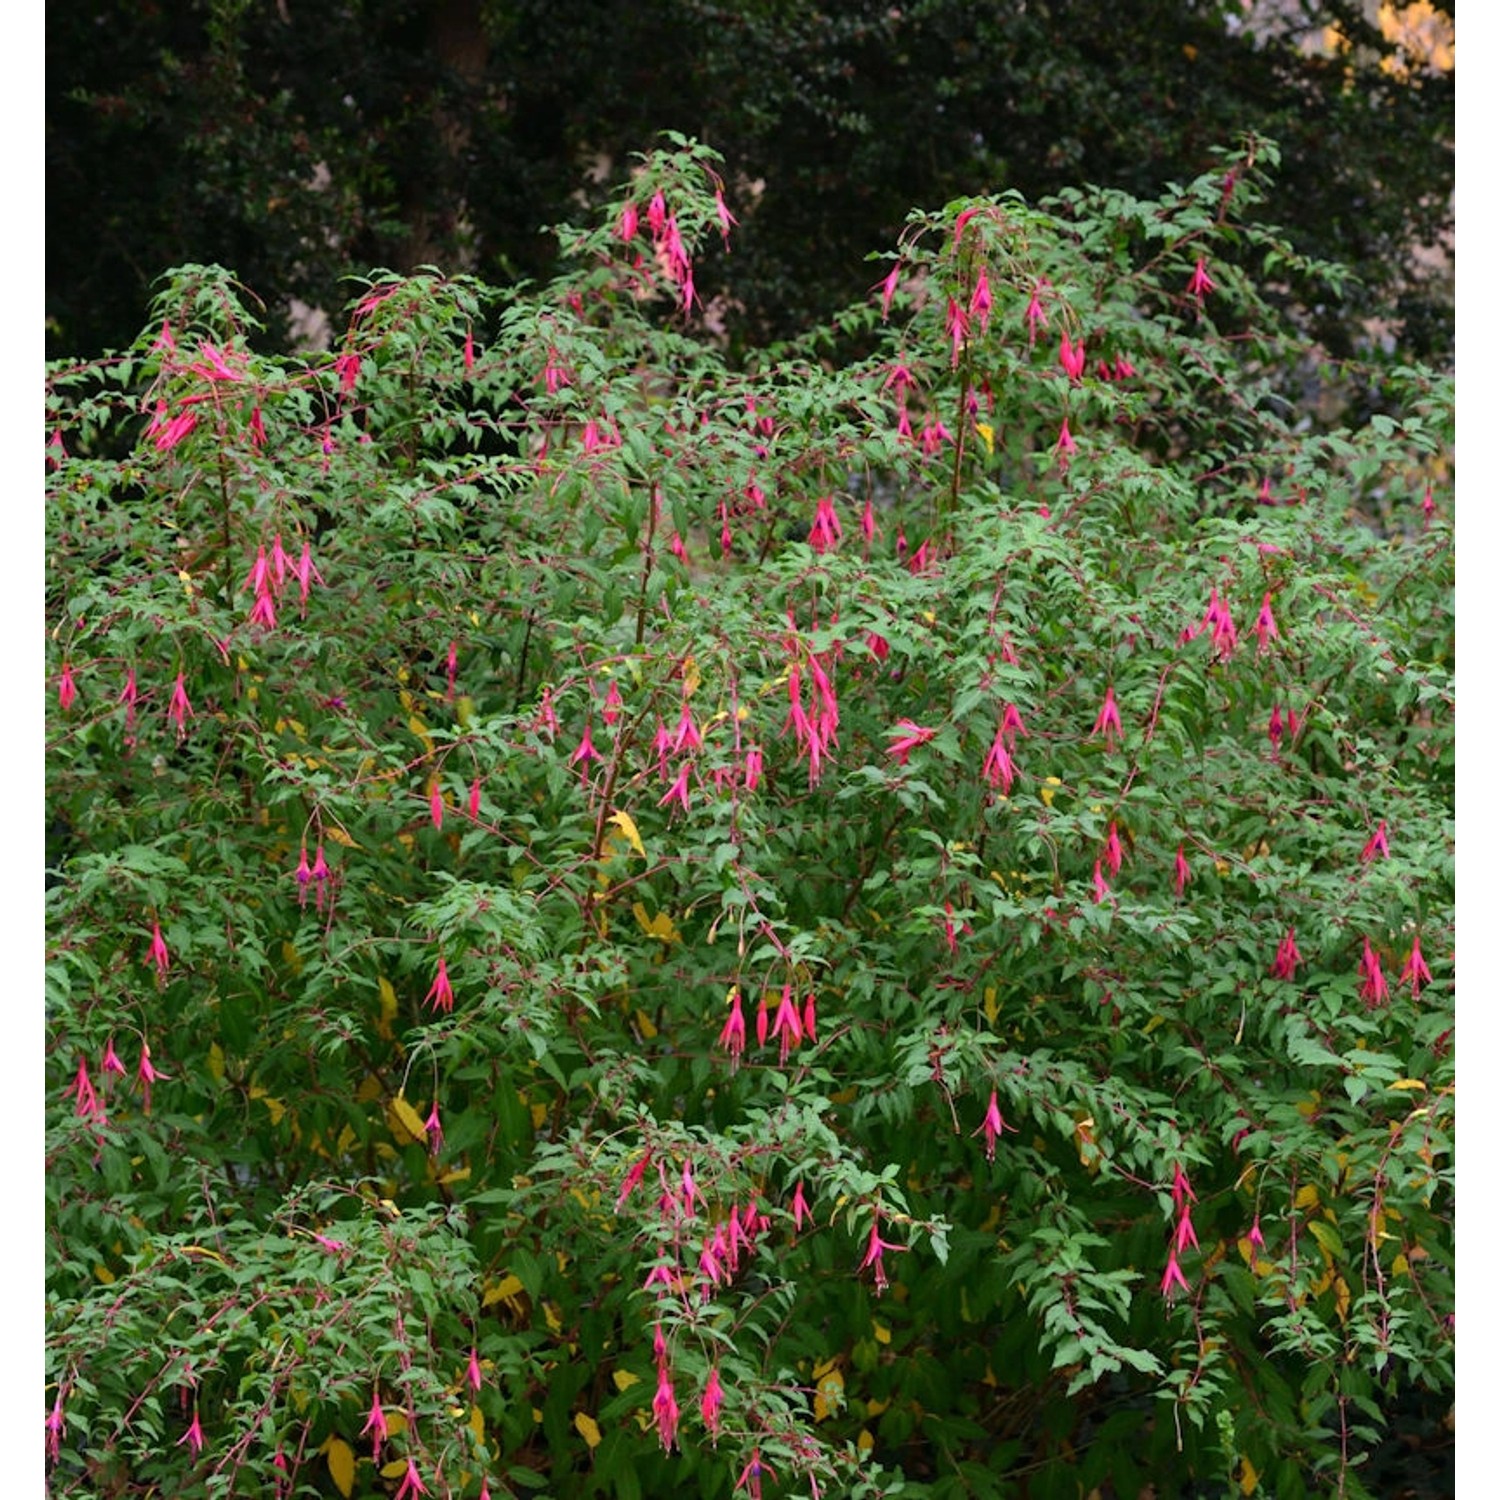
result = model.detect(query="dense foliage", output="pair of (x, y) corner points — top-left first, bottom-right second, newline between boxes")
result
(45, 140), (1453, 1498)
(46, 0), (1454, 363)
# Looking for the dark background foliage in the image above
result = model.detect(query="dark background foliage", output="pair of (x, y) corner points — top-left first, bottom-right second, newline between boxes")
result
(46, 0), (1453, 363)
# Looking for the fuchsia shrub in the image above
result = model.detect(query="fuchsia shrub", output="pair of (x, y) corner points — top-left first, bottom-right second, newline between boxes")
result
(46, 137), (1452, 1498)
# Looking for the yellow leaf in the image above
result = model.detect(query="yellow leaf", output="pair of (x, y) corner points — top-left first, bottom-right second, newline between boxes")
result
(469, 1405), (484, 1446)
(544, 1301), (564, 1334)
(388, 1093), (428, 1145)
(873, 1321), (891, 1345)
(381, 1459), (410, 1480)
(530, 1102), (548, 1130)
(1238, 1454), (1259, 1496)
(975, 421), (994, 453)
(636, 1008), (658, 1039)
(607, 809), (646, 859)
(326, 1437), (355, 1499)
(632, 902), (680, 943)
(483, 1273), (527, 1310)
(682, 656), (701, 696)
(857, 1429), (875, 1454)
(207, 1042), (225, 1082)
(813, 1364), (844, 1421)
(282, 939), (303, 976)
(377, 977), (399, 1038)
(408, 714), (434, 752)
(324, 826), (359, 849)
(1040, 776), (1061, 807)
(613, 1370), (641, 1391)
(384, 1410), (408, 1440)
(1389, 1078), (1427, 1091)
(1392, 1254), (1409, 1276)
(1294, 1184), (1320, 1210)
(574, 1411), (602, 1449)
(456, 695), (476, 729)
(94, 1263), (116, 1285)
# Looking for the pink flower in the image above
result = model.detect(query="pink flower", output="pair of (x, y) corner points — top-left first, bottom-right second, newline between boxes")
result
(769, 983), (804, 1065)
(1091, 859), (1111, 904)
(333, 351), (361, 395)
(714, 189), (737, 246)
(1253, 592), (1279, 652)
(1024, 280), (1050, 345)
(1000, 702), (1028, 745)
(66, 1058), (103, 1124)
(973, 1089), (1013, 1162)
(1359, 937), (1389, 1007)
(467, 1348), (483, 1394)
(808, 495), (843, 552)
(425, 1099), (444, 1155)
(802, 990), (818, 1043)
(425, 955), (455, 1013)
(569, 723), (603, 771)
(981, 726), (1016, 793)
(671, 700), (703, 755)
(658, 762), (691, 814)
(1186, 256), (1216, 301)
(1160, 1247), (1192, 1299)
(616, 202), (640, 243)
(1400, 933), (1433, 996)
(1361, 821), (1390, 863)
(468, 777), (483, 822)
(969, 265), (993, 335)
(790, 1180), (811, 1233)
(945, 297), (970, 367)
(58, 662), (77, 711)
(653, 1364), (680, 1451)
(46, 1390), (65, 1462)
(118, 669), (138, 737)
(1270, 926), (1302, 981)
(394, 1457), (428, 1500)
(429, 782), (444, 830)
(295, 543), (324, 611)
(1174, 844), (1192, 897)
(1170, 1163), (1197, 1212)
(616, 1153), (651, 1212)
(1055, 417), (1078, 463)
(1092, 686), (1123, 748)
(177, 1410), (205, 1457)
(718, 988), (747, 1070)
(310, 844), (331, 910)
(1422, 485), (1436, 527)
(167, 673), (194, 739)
(877, 263), (901, 320)
(1248, 1216), (1266, 1254)
(887, 720), (936, 765)
(1268, 703), (1285, 754)
(743, 744), (763, 792)
(1059, 330), (1087, 382)
(1103, 821), (1125, 877)
(602, 679), (623, 725)
(701, 1365), (725, 1440)
(137, 1041), (164, 1112)
(736, 1449), (774, 1499)
(100, 1036), (127, 1078)
(147, 921), (171, 978)
(859, 1216), (905, 1296)
(361, 1390), (390, 1463)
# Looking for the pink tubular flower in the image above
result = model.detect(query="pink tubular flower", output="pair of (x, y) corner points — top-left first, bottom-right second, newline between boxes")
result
(66, 1058), (103, 1123)
(859, 1216), (905, 1296)
(1174, 844), (1192, 897)
(969, 264), (993, 335)
(658, 762), (691, 813)
(1359, 937), (1389, 1007)
(887, 719), (936, 765)
(1270, 926), (1302, 981)
(1024, 280), (1050, 345)
(1186, 256), (1216, 301)
(118, 668), (138, 737)
(1055, 417), (1078, 464)
(1092, 686), (1123, 747)
(981, 727), (1015, 793)
(714, 189), (737, 246)
(58, 662), (77, 711)
(333, 351), (361, 395)
(616, 201), (640, 243)
(1268, 703), (1285, 754)
(1170, 1163), (1197, 1213)
(1400, 933), (1432, 996)
(1059, 330), (1087, 382)
(137, 1041), (164, 1112)
(790, 1180), (811, 1233)
(1253, 591), (1279, 652)
(295, 542), (324, 611)
(769, 983), (803, 1065)
(429, 782), (444, 830)
(973, 1089), (1013, 1162)
(743, 744), (763, 792)
(467, 1348), (483, 1394)
(425, 955), (455, 1013)
(877, 262), (901, 320)
(167, 673), (194, 739)
(1091, 859), (1111, 904)
(101, 1036), (127, 1078)
(945, 297), (970, 367)
(468, 776), (483, 822)
(718, 988), (747, 1070)
(1103, 821), (1125, 877)
(653, 1364), (680, 1451)
(701, 1365), (724, 1440)
(569, 723), (602, 771)
(808, 495), (843, 552)
(1000, 701), (1028, 745)
(1160, 1247), (1192, 1299)
(394, 1457), (428, 1500)
(177, 1410), (205, 1457)
(46, 1390), (65, 1462)
(425, 1099), (444, 1155)
(147, 921), (171, 978)
(361, 1390), (390, 1463)
(1361, 821), (1390, 863)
